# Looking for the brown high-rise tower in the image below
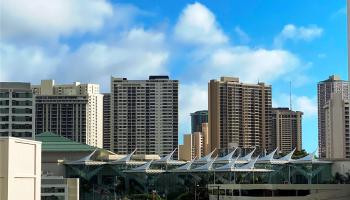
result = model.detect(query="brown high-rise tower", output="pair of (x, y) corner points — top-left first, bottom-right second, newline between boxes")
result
(208, 77), (272, 154)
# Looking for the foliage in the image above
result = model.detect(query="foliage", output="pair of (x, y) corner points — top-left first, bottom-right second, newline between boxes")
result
(292, 150), (308, 159)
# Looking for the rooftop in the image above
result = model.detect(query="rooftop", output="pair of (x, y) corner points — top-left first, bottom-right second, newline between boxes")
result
(35, 132), (96, 152)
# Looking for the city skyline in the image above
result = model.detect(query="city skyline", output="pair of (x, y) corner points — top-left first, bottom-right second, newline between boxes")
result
(1, 0), (348, 153)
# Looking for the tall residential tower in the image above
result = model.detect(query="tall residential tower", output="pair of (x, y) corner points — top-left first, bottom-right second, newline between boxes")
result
(208, 77), (272, 154)
(317, 75), (349, 158)
(271, 108), (303, 153)
(32, 80), (103, 148)
(0, 82), (35, 138)
(110, 76), (178, 158)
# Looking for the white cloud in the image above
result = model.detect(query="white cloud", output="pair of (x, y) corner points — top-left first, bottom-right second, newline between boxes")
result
(234, 26), (250, 44)
(174, 2), (228, 45)
(274, 93), (317, 118)
(274, 24), (323, 47)
(205, 47), (300, 83)
(1, 0), (113, 42)
(179, 84), (208, 134)
(0, 28), (169, 90)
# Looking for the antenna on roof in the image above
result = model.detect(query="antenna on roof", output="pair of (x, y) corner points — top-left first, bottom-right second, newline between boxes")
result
(289, 81), (292, 110)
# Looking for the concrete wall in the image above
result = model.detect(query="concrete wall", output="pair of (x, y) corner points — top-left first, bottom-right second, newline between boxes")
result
(0, 137), (41, 200)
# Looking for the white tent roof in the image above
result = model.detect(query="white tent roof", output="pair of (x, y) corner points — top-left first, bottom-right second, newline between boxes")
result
(109, 149), (137, 164)
(194, 149), (216, 163)
(215, 148), (237, 163)
(66, 148), (99, 165)
(192, 158), (216, 172)
(236, 148), (255, 163)
(258, 148), (278, 162)
(215, 156), (239, 171)
(172, 158), (195, 172)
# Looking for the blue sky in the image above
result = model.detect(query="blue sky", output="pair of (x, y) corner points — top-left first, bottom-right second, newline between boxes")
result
(1, 0), (347, 152)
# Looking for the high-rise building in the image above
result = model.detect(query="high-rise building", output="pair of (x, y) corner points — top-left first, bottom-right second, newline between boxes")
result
(208, 77), (272, 154)
(271, 108), (303, 153)
(191, 110), (208, 132)
(179, 134), (192, 161)
(32, 80), (103, 148)
(324, 93), (350, 159)
(0, 82), (35, 138)
(317, 75), (349, 158)
(103, 93), (111, 150)
(178, 122), (210, 161)
(110, 76), (178, 158)
(201, 122), (210, 155)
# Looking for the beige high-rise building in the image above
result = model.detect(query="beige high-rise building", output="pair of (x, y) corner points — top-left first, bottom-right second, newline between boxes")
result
(201, 123), (210, 155)
(271, 108), (303, 153)
(324, 93), (350, 159)
(179, 123), (211, 161)
(179, 134), (192, 161)
(317, 75), (349, 158)
(209, 77), (272, 154)
(32, 80), (103, 148)
(110, 76), (178, 158)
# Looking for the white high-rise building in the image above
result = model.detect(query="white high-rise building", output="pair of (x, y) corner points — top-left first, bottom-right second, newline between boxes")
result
(32, 80), (103, 148)
(0, 82), (35, 138)
(317, 75), (349, 158)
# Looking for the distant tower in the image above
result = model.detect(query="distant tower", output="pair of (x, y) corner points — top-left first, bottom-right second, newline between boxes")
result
(348, 0), (350, 80)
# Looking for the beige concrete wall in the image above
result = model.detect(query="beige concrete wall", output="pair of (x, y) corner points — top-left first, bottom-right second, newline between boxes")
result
(179, 134), (192, 161)
(0, 137), (41, 200)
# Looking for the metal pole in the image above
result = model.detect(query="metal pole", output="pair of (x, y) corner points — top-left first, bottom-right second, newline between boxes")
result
(217, 185), (220, 200)
(195, 182), (197, 200)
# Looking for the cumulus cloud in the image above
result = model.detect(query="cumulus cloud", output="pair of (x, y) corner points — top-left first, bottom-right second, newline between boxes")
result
(179, 84), (208, 134)
(204, 47), (300, 83)
(1, 0), (113, 42)
(273, 93), (317, 118)
(1, 28), (169, 90)
(274, 24), (323, 47)
(174, 2), (228, 45)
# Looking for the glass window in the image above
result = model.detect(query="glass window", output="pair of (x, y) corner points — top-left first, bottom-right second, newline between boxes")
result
(0, 100), (9, 106)
(0, 92), (9, 98)
(12, 92), (32, 98)
(0, 108), (9, 114)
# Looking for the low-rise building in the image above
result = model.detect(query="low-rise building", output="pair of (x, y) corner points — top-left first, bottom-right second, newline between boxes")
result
(0, 137), (41, 200)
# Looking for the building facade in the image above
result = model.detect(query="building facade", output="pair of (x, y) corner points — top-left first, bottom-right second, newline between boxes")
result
(103, 93), (111, 150)
(0, 82), (35, 138)
(209, 77), (272, 154)
(191, 110), (208, 133)
(271, 108), (303, 153)
(317, 75), (349, 158)
(110, 76), (178, 158)
(0, 137), (41, 200)
(179, 123), (210, 161)
(32, 80), (103, 148)
(324, 93), (350, 159)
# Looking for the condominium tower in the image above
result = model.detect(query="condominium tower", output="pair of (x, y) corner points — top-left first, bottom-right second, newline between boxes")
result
(317, 75), (349, 158)
(191, 110), (208, 133)
(208, 77), (272, 154)
(103, 93), (111, 150)
(32, 80), (103, 148)
(0, 82), (35, 138)
(271, 108), (303, 153)
(110, 76), (178, 158)
(324, 93), (350, 159)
